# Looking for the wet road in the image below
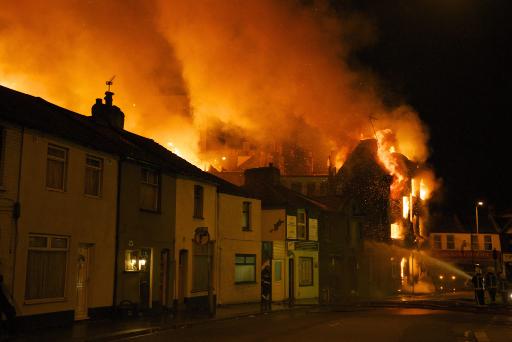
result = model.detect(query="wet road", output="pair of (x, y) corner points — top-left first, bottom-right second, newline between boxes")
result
(124, 307), (512, 342)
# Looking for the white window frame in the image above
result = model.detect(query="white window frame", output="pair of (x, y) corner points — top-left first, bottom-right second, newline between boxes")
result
(234, 254), (256, 284)
(484, 235), (493, 251)
(433, 235), (442, 249)
(242, 201), (251, 231)
(140, 167), (160, 211)
(84, 155), (103, 197)
(25, 234), (69, 303)
(297, 209), (307, 240)
(46, 144), (68, 191)
(446, 235), (455, 250)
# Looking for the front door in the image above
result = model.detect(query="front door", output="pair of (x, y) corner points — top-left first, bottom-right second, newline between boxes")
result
(75, 244), (92, 320)
(160, 249), (170, 307)
(139, 248), (152, 310)
(289, 258), (295, 303)
(178, 249), (188, 305)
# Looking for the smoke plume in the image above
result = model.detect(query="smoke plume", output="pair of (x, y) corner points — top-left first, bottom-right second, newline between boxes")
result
(0, 0), (429, 170)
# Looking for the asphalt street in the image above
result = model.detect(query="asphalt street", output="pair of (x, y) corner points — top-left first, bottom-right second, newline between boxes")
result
(125, 307), (512, 342)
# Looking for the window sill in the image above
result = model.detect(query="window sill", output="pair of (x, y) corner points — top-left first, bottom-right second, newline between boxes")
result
(235, 281), (257, 285)
(24, 297), (66, 305)
(191, 289), (208, 293)
(84, 194), (102, 199)
(140, 208), (161, 214)
(242, 228), (252, 232)
(193, 216), (204, 220)
(46, 187), (66, 193)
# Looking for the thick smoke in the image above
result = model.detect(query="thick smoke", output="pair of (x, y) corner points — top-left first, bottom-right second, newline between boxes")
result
(0, 0), (429, 170)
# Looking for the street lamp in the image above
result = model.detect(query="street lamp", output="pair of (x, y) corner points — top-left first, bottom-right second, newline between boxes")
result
(475, 201), (484, 235)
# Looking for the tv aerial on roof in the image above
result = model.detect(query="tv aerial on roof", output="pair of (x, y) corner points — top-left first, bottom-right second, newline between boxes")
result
(106, 75), (116, 92)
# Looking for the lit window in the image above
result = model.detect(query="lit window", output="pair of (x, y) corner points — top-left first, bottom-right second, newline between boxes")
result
(85, 155), (103, 196)
(433, 235), (442, 249)
(235, 254), (256, 283)
(299, 257), (313, 286)
(46, 144), (68, 191)
(297, 209), (307, 240)
(242, 202), (251, 231)
(484, 235), (492, 251)
(25, 234), (68, 301)
(446, 235), (455, 249)
(140, 167), (159, 211)
(194, 185), (204, 218)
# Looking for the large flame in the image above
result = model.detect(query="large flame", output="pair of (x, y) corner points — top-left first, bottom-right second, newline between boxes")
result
(0, 1), (430, 174)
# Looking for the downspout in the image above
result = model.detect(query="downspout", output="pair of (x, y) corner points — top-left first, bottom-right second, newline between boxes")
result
(11, 126), (24, 294)
(112, 156), (123, 312)
(216, 189), (221, 305)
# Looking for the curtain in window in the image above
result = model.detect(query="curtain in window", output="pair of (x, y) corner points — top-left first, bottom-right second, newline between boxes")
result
(46, 159), (64, 189)
(85, 167), (101, 195)
(25, 251), (66, 300)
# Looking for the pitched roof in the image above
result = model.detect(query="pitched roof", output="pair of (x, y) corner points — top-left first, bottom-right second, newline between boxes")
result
(0, 84), (250, 195)
(244, 181), (330, 211)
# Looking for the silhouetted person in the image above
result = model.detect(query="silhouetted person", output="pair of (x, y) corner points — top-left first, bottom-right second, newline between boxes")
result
(471, 269), (485, 305)
(485, 269), (497, 304)
(261, 263), (271, 311)
(0, 275), (16, 335)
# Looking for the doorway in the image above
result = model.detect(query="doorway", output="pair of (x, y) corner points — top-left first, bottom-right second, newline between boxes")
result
(178, 249), (188, 305)
(160, 249), (170, 308)
(75, 244), (93, 320)
(288, 258), (295, 303)
(139, 248), (152, 310)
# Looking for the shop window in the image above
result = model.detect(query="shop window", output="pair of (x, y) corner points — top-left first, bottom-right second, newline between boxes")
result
(85, 155), (103, 196)
(46, 144), (68, 191)
(124, 249), (149, 272)
(274, 260), (282, 282)
(235, 254), (256, 283)
(25, 234), (68, 301)
(299, 257), (313, 287)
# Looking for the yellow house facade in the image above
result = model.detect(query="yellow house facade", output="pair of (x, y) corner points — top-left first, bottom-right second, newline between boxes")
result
(216, 192), (261, 305)
(1, 123), (118, 326)
(173, 177), (217, 311)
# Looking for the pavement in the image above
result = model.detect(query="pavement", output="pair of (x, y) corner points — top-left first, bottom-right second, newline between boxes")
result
(5, 292), (512, 341)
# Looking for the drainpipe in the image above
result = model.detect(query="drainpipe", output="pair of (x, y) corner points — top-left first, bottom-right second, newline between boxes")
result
(11, 126), (24, 294)
(112, 156), (123, 312)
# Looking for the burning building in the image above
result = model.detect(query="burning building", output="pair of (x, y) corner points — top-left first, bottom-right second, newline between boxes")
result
(328, 135), (433, 296)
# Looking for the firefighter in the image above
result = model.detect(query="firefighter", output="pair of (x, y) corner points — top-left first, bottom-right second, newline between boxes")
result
(261, 261), (272, 311)
(485, 268), (498, 304)
(471, 267), (485, 305)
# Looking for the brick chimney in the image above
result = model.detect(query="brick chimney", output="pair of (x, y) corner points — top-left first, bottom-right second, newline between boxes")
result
(244, 164), (281, 188)
(91, 91), (125, 130)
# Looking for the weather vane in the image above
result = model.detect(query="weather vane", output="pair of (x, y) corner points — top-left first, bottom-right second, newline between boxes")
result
(106, 75), (116, 92)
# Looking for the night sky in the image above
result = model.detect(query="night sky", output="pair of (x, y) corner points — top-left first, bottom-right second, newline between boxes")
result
(336, 0), (512, 214)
